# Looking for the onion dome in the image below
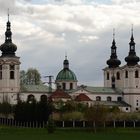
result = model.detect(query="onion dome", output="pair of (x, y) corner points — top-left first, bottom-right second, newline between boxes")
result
(106, 31), (121, 68)
(125, 28), (140, 66)
(56, 56), (77, 81)
(0, 14), (17, 57)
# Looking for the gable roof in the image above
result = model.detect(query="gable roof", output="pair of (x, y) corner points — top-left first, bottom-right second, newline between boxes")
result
(75, 93), (92, 101)
(49, 89), (71, 99)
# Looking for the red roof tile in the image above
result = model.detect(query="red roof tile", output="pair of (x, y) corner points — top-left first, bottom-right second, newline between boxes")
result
(49, 89), (71, 99)
(75, 93), (92, 101)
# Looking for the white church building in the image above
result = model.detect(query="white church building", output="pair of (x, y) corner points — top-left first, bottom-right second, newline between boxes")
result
(0, 16), (140, 112)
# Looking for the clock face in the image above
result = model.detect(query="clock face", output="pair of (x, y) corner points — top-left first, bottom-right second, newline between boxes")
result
(130, 45), (134, 50)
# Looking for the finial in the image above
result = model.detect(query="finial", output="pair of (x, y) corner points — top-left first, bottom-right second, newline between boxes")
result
(8, 8), (9, 21)
(113, 28), (115, 40)
(65, 51), (67, 60)
(131, 24), (133, 36)
(130, 24), (134, 41)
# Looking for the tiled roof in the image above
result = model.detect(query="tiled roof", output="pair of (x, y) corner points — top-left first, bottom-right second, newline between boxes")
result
(75, 93), (92, 101)
(49, 89), (71, 99)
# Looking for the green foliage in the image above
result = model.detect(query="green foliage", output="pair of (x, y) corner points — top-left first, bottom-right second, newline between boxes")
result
(0, 102), (13, 117)
(62, 111), (84, 121)
(84, 104), (108, 122)
(46, 118), (55, 134)
(20, 68), (41, 85)
(14, 100), (53, 122)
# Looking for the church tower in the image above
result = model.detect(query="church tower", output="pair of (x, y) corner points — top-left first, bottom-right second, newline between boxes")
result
(122, 28), (140, 111)
(104, 30), (121, 88)
(0, 14), (20, 104)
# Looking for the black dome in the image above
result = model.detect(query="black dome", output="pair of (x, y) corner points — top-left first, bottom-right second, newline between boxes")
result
(0, 42), (17, 57)
(125, 33), (140, 66)
(107, 58), (121, 68)
(125, 54), (139, 66)
(0, 20), (17, 57)
(106, 39), (121, 68)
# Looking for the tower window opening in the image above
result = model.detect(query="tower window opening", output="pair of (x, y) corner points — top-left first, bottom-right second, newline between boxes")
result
(0, 65), (2, 70)
(70, 83), (73, 90)
(0, 65), (2, 80)
(10, 71), (14, 79)
(107, 72), (109, 80)
(125, 71), (128, 78)
(62, 83), (66, 90)
(135, 70), (139, 78)
(0, 71), (2, 79)
(116, 72), (120, 80)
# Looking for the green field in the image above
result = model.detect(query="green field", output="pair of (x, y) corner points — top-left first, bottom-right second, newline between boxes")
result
(0, 127), (140, 140)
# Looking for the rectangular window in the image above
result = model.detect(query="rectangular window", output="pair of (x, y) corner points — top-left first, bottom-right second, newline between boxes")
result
(70, 83), (73, 90)
(10, 71), (14, 79)
(125, 71), (128, 78)
(107, 73), (109, 80)
(0, 71), (2, 79)
(62, 83), (66, 90)
(0, 65), (2, 70)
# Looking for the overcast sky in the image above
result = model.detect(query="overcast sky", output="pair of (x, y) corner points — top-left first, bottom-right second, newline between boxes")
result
(0, 0), (140, 86)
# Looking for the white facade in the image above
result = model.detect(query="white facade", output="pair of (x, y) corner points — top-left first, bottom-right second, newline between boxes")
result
(0, 57), (20, 104)
(104, 65), (140, 112)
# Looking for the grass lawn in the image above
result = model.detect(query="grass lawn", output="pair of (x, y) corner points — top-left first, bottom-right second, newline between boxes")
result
(0, 127), (140, 140)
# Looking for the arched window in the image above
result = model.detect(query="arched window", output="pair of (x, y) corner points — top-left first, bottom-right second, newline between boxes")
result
(107, 72), (109, 80)
(135, 70), (139, 78)
(62, 83), (66, 90)
(10, 71), (14, 79)
(10, 65), (15, 79)
(116, 72), (120, 80)
(96, 96), (101, 101)
(107, 96), (112, 101)
(27, 94), (35, 103)
(40, 95), (47, 102)
(125, 71), (128, 78)
(117, 97), (122, 102)
(70, 83), (73, 90)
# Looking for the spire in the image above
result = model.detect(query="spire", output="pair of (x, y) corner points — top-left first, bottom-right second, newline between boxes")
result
(63, 54), (69, 69)
(106, 29), (121, 68)
(5, 9), (12, 43)
(125, 26), (139, 66)
(0, 11), (17, 57)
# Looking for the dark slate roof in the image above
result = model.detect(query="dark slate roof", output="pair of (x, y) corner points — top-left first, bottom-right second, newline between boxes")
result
(68, 86), (123, 95)
(20, 84), (51, 93)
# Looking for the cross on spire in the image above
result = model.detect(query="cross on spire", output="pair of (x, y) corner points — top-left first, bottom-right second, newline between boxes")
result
(8, 8), (9, 21)
(113, 28), (115, 40)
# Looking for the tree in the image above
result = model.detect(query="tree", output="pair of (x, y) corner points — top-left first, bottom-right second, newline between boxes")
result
(84, 104), (108, 132)
(20, 70), (26, 85)
(20, 68), (41, 85)
(0, 102), (13, 118)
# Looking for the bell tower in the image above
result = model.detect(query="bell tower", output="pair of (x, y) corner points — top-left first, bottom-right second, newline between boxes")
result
(104, 30), (121, 88)
(0, 13), (20, 104)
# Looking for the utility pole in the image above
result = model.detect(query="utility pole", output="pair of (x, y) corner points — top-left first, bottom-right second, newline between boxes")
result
(44, 75), (54, 93)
